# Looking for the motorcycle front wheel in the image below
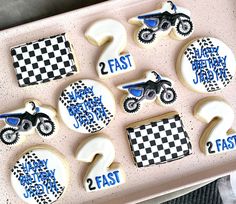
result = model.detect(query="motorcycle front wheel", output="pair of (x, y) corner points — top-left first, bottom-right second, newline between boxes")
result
(175, 19), (193, 37)
(138, 28), (156, 44)
(0, 127), (19, 145)
(160, 88), (177, 104)
(37, 120), (55, 136)
(123, 97), (140, 113)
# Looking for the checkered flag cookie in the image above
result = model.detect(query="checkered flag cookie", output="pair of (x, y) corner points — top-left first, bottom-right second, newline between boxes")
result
(11, 33), (78, 87)
(127, 112), (192, 167)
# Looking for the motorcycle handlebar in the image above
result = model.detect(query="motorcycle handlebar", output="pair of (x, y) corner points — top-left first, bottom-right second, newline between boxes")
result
(167, 1), (177, 12)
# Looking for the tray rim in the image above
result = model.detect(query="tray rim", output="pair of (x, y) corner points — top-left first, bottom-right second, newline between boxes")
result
(1, 0), (235, 203)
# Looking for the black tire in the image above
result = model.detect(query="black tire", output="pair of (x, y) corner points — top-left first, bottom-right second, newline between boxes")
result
(37, 120), (55, 137)
(138, 28), (156, 44)
(0, 127), (19, 145)
(123, 97), (140, 113)
(160, 88), (177, 104)
(175, 19), (193, 36)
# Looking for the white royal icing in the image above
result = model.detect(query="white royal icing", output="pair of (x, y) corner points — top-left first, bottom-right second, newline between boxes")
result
(0, 99), (58, 145)
(75, 135), (126, 192)
(194, 97), (236, 155)
(11, 146), (69, 204)
(85, 18), (135, 78)
(58, 79), (116, 133)
(177, 37), (236, 93)
(118, 70), (177, 113)
(129, 1), (193, 48)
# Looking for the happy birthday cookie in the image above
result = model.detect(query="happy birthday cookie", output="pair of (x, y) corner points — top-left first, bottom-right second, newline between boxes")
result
(118, 71), (177, 113)
(127, 112), (192, 167)
(11, 33), (78, 87)
(58, 80), (116, 133)
(176, 37), (236, 93)
(75, 135), (126, 192)
(0, 99), (58, 145)
(129, 1), (194, 48)
(11, 145), (69, 204)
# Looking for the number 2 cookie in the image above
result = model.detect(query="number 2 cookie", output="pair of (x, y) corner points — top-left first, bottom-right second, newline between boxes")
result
(85, 19), (135, 78)
(176, 37), (236, 93)
(194, 97), (236, 155)
(75, 135), (126, 192)
(11, 145), (69, 204)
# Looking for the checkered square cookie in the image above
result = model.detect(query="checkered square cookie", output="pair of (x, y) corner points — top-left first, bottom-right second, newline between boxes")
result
(127, 112), (192, 167)
(11, 33), (78, 87)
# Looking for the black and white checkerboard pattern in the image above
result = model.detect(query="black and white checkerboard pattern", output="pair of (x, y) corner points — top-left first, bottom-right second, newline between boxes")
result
(11, 33), (77, 87)
(127, 114), (192, 167)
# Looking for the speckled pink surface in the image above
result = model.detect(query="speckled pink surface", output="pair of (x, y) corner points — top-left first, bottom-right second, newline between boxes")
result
(0, 0), (236, 203)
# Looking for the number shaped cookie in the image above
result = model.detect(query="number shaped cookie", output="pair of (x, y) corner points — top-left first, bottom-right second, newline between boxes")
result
(85, 18), (135, 78)
(128, 1), (194, 48)
(194, 97), (236, 155)
(75, 135), (126, 192)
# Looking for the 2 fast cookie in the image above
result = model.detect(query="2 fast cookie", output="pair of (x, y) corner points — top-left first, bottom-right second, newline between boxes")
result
(1, 0), (236, 203)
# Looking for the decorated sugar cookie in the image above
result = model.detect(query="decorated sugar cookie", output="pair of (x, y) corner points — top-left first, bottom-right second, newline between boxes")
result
(176, 37), (236, 93)
(11, 145), (69, 204)
(11, 33), (78, 87)
(129, 1), (193, 48)
(0, 99), (58, 145)
(85, 19), (135, 78)
(118, 71), (177, 113)
(126, 112), (192, 167)
(75, 135), (126, 192)
(194, 97), (236, 155)
(58, 80), (115, 133)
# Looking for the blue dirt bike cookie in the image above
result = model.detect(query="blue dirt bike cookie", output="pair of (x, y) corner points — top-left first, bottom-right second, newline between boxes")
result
(118, 71), (177, 113)
(129, 1), (194, 48)
(0, 99), (58, 145)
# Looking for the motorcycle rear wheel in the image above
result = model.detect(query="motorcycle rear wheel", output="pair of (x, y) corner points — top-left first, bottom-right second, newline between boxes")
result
(123, 97), (140, 113)
(160, 88), (177, 104)
(175, 19), (193, 36)
(0, 127), (19, 145)
(37, 120), (55, 137)
(138, 28), (156, 44)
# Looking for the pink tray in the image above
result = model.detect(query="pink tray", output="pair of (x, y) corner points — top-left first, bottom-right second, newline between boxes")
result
(1, 0), (236, 203)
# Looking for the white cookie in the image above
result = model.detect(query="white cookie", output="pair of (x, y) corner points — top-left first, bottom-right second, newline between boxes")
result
(129, 1), (193, 48)
(85, 18), (135, 78)
(58, 79), (116, 133)
(118, 70), (177, 113)
(11, 145), (69, 204)
(75, 135), (126, 192)
(176, 37), (236, 93)
(0, 99), (58, 145)
(194, 97), (236, 155)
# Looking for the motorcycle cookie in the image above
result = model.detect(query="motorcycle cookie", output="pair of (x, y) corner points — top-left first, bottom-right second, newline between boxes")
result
(129, 1), (194, 48)
(118, 71), (177, 113)
(0, 100), (58, 145)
